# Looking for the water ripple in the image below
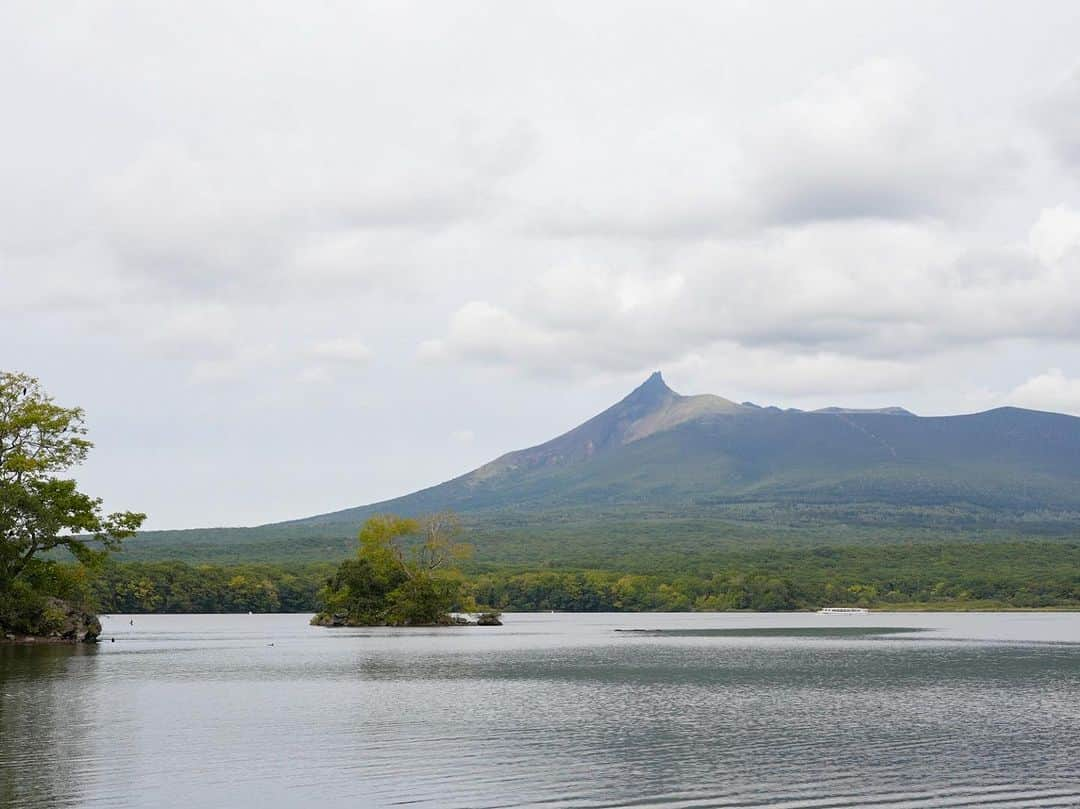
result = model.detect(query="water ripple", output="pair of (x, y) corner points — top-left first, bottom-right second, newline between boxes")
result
(2, 612), (1078, 808)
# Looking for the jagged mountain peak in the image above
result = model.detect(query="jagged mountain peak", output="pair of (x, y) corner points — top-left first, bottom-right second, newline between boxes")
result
(631, 370), (672, 396)
(614, 371), (679, 417)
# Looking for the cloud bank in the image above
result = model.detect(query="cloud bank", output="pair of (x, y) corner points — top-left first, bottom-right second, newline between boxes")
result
(3, 2), (1080, 526)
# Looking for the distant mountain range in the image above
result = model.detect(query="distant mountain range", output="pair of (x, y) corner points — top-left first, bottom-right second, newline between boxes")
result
(295, 371), (1080, 523)
(124, 372), (1080, 564)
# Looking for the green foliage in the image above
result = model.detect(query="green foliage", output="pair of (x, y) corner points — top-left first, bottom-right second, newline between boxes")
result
(0, 372), (145, 635)
(468, 542), (1079, 612)
(318, 558), (407, 624)
(467, 570), (801, 612)
(314, 513), (469, 626)
(108, 500), (1080, 571)
(386, 575), (462, 625)
(358, 514), (420, 574)
(0, 560), (93, 634)
(90, 561), (330, 613)
(82, 541), (1080, 616)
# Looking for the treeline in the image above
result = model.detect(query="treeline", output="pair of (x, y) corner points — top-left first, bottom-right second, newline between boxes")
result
(472, 567), (1079, 612)
(90, 541), (1080, 614)
(91, 562), (331, 614)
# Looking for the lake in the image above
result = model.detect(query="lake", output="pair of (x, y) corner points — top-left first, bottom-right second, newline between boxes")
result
(2, 612), (1078, 808)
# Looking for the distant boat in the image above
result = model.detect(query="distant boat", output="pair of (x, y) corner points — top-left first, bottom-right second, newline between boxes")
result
(817, 607), (869, 615)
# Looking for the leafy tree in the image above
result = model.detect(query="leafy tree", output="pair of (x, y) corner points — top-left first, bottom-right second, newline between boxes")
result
(319, 557), (407, 624)
(1, 372), (145, 633)
(414, 511), (473, 573)
(357, 513), (420, 577)
(314, 512), (471, 626)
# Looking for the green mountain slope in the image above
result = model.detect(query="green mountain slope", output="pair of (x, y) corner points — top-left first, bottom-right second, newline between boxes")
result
(295, 371), (1080, 522)
(122, 372), (1080, 564)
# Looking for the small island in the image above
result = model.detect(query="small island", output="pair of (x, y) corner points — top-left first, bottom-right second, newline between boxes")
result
(311, 512), (501, 627)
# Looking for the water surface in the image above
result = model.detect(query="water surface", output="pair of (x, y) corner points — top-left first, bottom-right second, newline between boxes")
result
(2, 612), (1078, 808)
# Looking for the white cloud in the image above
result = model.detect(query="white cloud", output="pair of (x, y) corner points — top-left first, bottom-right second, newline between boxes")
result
(4, 2), (1080, 526)
(297, 365), (333, 385)
(294, 339), (374, 385)
(671, 347), (919, 398)
(425, 207), (1080, 388)
(1037, 68), (1080, 169)
(1029, 205), (1080, 264)
(746, 61), (1016, 225)
(188, 357), (245, 385)
(509, 60), (1017, 240)
(144, 303), (238, 359)
(96, 134), (489, 298)
(1007, 369), (1080, 416)
(450, 429), (475, 445)
(307, 338), (373, 366)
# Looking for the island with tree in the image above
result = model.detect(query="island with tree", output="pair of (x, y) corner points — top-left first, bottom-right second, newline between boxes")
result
(313, 511), (501, 627)
(0, 372), (145, 642)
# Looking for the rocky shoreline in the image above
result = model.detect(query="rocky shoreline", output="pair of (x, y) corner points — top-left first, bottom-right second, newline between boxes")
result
(312, 611), (503, 628)
(1, 598), (102, 644)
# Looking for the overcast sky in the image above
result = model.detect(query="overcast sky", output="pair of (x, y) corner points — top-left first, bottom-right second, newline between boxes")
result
(3, 2), (1080, 529)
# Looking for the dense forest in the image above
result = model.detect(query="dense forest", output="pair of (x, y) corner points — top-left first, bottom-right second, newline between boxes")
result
(89, 541), (1080, 615)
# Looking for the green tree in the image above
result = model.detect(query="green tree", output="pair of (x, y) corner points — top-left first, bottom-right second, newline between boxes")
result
(414, 511), (473, 573)
(314, 512), (470, 626)
(357, 513), (420, 577)
(319, 557), (408, 624)
(1, 372), (145, 634)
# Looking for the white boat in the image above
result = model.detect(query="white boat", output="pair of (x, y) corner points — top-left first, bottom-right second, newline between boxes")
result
(817, 607), (869, 614)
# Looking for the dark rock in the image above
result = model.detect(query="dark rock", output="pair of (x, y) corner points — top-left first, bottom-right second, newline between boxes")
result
(44, 598), (102, 643)
(2, 599), (102, 643)
(476, 612), (502, 626)
(310, 612), (349, 627)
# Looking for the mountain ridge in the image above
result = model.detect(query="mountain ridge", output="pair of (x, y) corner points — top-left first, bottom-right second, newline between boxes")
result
(466, 371), (744, 482)
(288, 372), (1080, 529)
(116, 373), (1080, 565)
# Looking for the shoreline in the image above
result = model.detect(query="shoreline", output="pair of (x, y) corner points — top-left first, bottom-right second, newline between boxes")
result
(94, 605), (1080, 618)
(1, 634), (98, 645)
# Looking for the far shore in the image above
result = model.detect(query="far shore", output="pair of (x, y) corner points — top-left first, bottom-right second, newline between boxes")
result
(88, 604), (1080, 618)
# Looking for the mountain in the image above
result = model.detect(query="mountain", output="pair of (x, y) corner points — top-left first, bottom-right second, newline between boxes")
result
(123, 372), (1080, 565)
(297, 371), (748, 525)
(292, 371), (1080, 526)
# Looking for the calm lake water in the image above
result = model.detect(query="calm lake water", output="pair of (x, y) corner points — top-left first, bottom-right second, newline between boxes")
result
(2, 612), (1079, 808)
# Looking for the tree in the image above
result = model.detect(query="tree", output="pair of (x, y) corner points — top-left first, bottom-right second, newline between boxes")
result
(356, 511), (472, 579)
(313, 512), (471, 626)
(1, 372), (145, 631)
(357, 513), (420, 578)
(415, 511), (472, 573)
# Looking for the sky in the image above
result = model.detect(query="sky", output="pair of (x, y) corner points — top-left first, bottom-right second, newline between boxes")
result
(3, 1), (1080, 529)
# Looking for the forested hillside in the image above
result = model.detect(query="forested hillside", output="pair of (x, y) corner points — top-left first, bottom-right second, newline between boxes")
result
(93, 542), (1080, 614)
(119, 372), (1080, 565)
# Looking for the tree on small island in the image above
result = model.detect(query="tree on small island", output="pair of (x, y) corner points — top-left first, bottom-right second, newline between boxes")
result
(0, 372), (145, 642)
(313, 511), (499, 627)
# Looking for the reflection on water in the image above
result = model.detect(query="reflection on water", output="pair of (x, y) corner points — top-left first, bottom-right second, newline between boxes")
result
(2, 612), (1079, 808)
(0, 644), (100, 809)
(614, 625), (928, 637)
